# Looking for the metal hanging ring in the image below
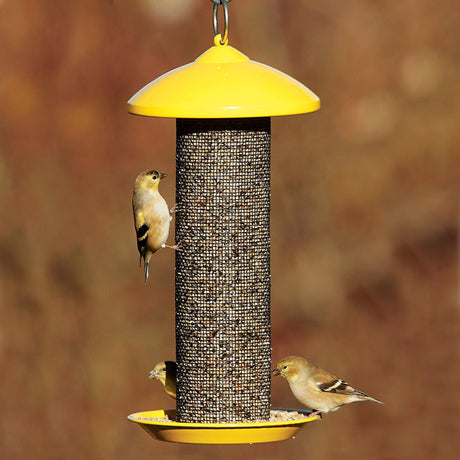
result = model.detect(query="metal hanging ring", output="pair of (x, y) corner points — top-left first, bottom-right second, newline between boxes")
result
(212, 1), (229, 45)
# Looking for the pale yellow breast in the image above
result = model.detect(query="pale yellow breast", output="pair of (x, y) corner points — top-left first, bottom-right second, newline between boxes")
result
(144, 195), (170, 251)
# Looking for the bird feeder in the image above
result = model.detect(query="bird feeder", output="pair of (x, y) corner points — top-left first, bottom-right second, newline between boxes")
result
(127, 0), (320, 444)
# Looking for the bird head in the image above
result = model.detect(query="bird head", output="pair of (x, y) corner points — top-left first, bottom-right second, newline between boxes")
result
(273, 356), (310, 382)
(149, 361), (168, 384)
(149, 360), (176, 385)
(135, 170), (167, 192)
(149, 361), (177, 399)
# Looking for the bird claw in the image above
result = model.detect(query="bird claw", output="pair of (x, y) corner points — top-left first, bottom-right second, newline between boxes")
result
(170, 242), (181, 251)
(170, 203), (179, 215)
(162, 242), (181, 251)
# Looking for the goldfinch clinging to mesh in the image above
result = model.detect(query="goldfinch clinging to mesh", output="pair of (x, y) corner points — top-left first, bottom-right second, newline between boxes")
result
(132, 170), (179, 283)
(273, 356), (382, 418)
(149, 361), (177, 399)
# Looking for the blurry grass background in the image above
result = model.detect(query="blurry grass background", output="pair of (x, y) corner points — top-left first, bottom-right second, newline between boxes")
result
(0, 0), (458, 458)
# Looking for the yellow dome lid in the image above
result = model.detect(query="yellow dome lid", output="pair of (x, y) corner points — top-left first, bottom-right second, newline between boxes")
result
(127, 36), (320, 118)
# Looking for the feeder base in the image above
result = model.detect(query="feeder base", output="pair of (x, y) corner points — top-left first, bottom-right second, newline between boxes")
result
(127, 408), (318, 444)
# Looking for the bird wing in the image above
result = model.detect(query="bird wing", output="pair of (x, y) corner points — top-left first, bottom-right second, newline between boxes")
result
(318, 378), (351, 393)
(135, 211), (149, 256)
(317, 377), (371, 398)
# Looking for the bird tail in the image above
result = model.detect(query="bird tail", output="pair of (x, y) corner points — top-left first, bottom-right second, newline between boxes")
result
(356, 391), (383, 404)
(353, 388), (383, 404)
(366, 395), (383, 404)
(144, 261), (149, 284)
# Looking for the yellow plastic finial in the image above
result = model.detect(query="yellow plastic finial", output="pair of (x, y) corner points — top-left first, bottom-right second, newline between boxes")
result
(213, 34), (228, 47)
(127, 41), (319, 118)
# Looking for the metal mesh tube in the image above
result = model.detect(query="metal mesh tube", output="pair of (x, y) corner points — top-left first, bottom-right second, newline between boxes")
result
(175, 117), (271, 423)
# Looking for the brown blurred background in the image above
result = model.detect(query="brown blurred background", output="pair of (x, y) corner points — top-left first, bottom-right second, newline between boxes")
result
(0, 0), (458, 458)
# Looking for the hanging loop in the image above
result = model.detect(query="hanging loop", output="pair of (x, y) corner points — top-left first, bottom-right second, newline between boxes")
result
(211, 0), (230, 45)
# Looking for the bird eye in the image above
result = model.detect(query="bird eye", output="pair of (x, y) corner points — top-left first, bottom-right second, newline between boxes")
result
(162, 366), (166, 371)
(283, 365), (288, 370)
(152, 174), (158, 180)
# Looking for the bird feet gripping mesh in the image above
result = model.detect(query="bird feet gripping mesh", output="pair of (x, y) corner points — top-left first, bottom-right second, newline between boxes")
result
(169, 203), (179, 217)
(162, 242), (181, 251)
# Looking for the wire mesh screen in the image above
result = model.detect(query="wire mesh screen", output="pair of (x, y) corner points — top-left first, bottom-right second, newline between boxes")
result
(175, 117), (271, 423)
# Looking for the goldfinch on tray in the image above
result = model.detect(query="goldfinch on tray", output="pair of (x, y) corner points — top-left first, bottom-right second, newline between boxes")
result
(273, 356), (382, 417)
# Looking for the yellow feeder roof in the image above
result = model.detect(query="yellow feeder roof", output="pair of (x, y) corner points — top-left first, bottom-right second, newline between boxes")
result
(127, 36), (320, 118)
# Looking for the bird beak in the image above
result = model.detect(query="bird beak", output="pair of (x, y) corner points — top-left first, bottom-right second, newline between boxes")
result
(159, 172), (167, 180)
(148, 370), (157, 379)
(272, 368), (281, 376)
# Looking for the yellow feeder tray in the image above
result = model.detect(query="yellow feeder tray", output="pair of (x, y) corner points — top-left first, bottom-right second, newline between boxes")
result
(127, 35), (320, 118)
(127, 408), (319, 445)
